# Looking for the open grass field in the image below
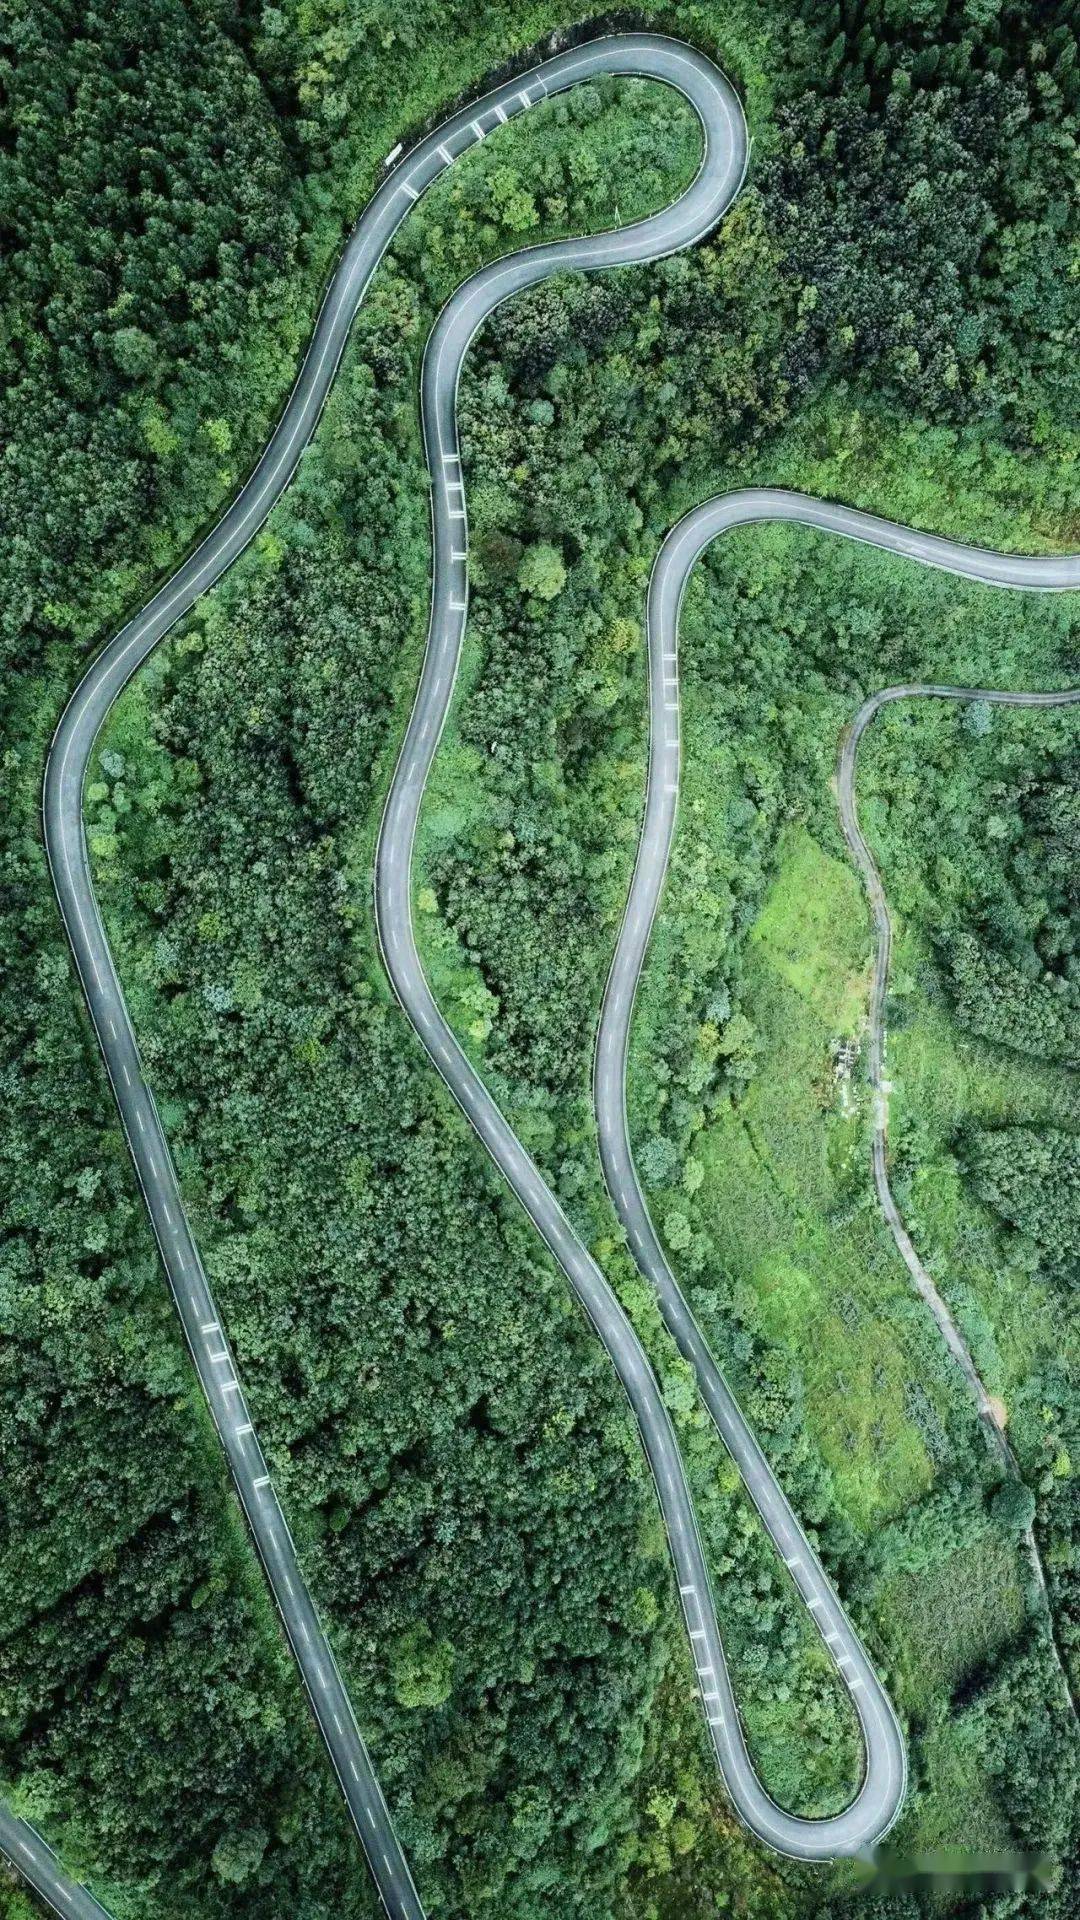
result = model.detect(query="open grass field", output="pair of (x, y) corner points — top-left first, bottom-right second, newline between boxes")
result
(650, 812), (1041, 1849)
(621, 536), (1080, 1859)
(699, 826), (943, 1531)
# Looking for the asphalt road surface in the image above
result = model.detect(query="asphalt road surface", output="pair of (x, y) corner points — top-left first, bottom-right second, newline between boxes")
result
(592, 495), (1079, 1837)
(14, 30), (1080, 1920)
(23, 31), (744, 1920)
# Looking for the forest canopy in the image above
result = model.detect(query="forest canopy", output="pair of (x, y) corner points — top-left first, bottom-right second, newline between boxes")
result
(3, 1), (1080, 1917)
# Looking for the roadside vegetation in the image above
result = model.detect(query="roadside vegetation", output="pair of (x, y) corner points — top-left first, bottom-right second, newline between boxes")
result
(858, 697), (1080, 1694)
(3, 0), (1080, 1916)
(631, 543), (1080, 1864)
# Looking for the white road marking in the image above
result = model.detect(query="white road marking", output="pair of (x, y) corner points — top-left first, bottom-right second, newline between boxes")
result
(400, 181), (419, 202)
(38, 51), (938, 1873)
(470, 119), (485, 140)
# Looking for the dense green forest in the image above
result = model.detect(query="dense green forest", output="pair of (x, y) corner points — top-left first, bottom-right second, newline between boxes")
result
(3, 0), (1080, 1917)
(856, 695), (1080, 1690)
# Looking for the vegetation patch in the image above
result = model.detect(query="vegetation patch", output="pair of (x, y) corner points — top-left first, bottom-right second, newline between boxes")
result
(6, 0), (1080, 1913)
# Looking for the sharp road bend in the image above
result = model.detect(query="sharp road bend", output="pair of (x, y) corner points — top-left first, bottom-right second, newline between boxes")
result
(13, 23), (1080, 1920)
(25, 32), (745, 1920)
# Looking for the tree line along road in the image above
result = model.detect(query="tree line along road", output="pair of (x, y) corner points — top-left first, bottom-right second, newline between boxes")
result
(10, 27), (1079, 1920)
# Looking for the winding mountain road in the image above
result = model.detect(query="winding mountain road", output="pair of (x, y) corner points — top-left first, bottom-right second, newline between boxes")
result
(589, 500), (1079, 1807)
(20, 32), (748, 1920)
(11, 28), (1080, 1920)
(611, 498), (1079, 1499)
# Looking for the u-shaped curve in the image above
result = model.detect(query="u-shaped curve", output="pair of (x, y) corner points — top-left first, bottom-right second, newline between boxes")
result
(374, 94), (912, 1867)
(593, 490), (1080, 1851)
(24, 31), (746, 1920)
(26, 30), (1076, 1920)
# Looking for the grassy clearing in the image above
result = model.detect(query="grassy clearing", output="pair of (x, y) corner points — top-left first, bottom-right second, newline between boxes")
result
(645, 816), (1043, 1847)
(628, 551), (1078, 1852)
(871, 1519), (1027, 1853)
(692, 826), (946, 1533)
(853, 703), (1080, 1709)
(878, 1521), (1026, 1710)
(410, 284), (1080, 1870)
(748, 828), (870, 1035)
